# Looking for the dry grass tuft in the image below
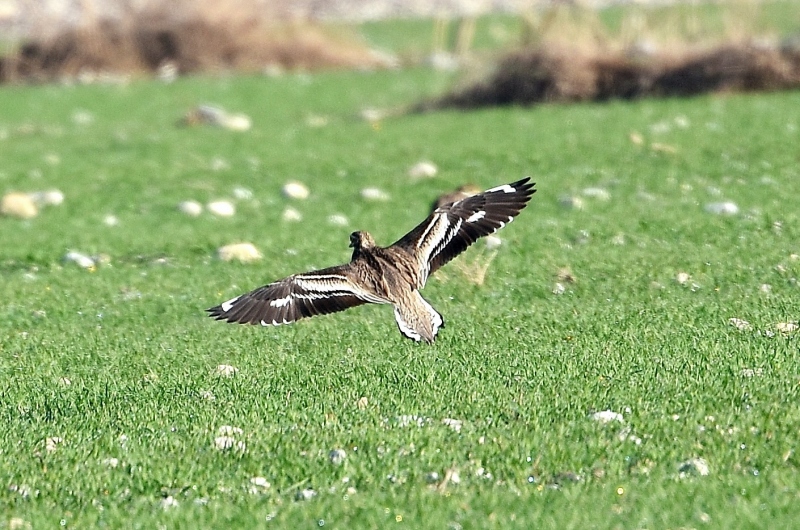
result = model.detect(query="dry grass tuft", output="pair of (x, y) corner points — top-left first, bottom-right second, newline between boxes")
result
(417, 2), (800, 110)
(0, 0), (388, 83)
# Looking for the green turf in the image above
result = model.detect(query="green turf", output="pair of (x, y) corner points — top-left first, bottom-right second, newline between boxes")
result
(2, 43), (800, 529)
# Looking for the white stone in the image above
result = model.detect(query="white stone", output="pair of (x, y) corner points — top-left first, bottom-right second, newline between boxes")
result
(728, 318), (751, 331)
(1, 192), (38, 219)
(28, 189), (64, 206)
(160, 496), (179, 510)
(591, 410), (624, 424)
(232, 186), (253, 200)
(705, 202), (739, 215)
(296, 488), (316, 501)
(484, 235), (502, 250)
(552, 283), (566, 295)
(207, 200), (236, 217)
(45, 437), (63, 453)
(361, 187), (390, 201)
(250, 476), (270, 489)
(217, 426), (243, 436)
(218, 243), (262, 263)
(679, 458), (710, 477)
(442, 418), (462, 432)
(327, 214), (349, 226)
(214, 436), (236, 450)
(282, 181), (310, 200)
(178, 200), (203, 217)
(408, 161), (438, 179)
(282, 207), (302, 222)
(676, 272), (691, 285)
(63, 251), (95, 269)
(215, 364), (239, 377)
(103, 214), (119, 226)
(776, 322), (799, 333)
(102, 457), (120, 468)
(329, 449), (347, 466)
(559, 196), (584, 210)
(582, 187), (610, 200)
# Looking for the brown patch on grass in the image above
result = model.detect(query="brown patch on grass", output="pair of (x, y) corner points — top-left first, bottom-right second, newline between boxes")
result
(0, 0), (388, 83)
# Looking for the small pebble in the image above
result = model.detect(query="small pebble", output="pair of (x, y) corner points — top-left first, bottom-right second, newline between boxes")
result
(728, 318), (751, 331)
(676, 272), (691, 285)
(408, 161), (438, 179)
(559, 196), (584, 210)
(207, 200), (235, 217)
(282, 207), (302, 222)
(215, 364), (239, 377)
(63, 251), (96, 269)
(484, 235), (502, 250)
(329, 449), (347, 466)
(232, 186), (253, 200)
(282, 181), (310, 200)
(776, 322), (798, 333)
(296, 488), (317, 501)
(679, 458), (710, 477)
(1, 192), (38, 219)
(360, 187), (390, 201)
(218, 242), (262, 263)
(582, 187), (610, 200)
(328, 214), (349, 226)
(28, 189), (64, 207)
(705, 202), (739, 215)
(178, 200), (203, 217)
(103, 214), (119, 226)
(591, 410), (624, 423)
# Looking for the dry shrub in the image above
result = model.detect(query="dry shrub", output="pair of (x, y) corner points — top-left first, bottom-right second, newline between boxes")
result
(418, 1), (800, 110)
(0, 0), (387, 83)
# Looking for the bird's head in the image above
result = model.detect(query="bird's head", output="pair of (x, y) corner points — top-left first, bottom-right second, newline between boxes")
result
(349, 231), (376, 251)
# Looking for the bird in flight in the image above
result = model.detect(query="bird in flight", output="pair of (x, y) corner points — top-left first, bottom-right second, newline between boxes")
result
(207, 177), (536, 343)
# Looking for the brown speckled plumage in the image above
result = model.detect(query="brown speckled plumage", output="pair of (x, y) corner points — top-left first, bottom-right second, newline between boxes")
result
(207, 178), (536, 342)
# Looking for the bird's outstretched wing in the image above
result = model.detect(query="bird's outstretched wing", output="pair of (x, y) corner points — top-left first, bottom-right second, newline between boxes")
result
(207, 264), (387, 326)
(393, 177), (535, 283)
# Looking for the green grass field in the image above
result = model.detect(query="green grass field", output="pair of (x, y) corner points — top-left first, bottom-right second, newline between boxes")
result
(2, 25), (800, 528)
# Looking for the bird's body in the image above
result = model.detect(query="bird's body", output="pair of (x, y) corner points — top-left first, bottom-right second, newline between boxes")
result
(208, 178), (536, 342)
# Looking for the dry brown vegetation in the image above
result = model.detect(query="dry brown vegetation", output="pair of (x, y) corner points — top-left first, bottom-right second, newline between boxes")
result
(417, 2), (800, 110)
(0, 0), (388, 83)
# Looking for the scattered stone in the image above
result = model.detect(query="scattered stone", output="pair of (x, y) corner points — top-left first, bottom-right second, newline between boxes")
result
(103, 214), (120, 226)
(356, 396), (369, 410)
(207, 200), (236, 217)
(282, 181), (310, 200)
(45, 436), (63, 453)
(102, 457), (120, 468)
(591, 410), (624, 424)
(1, 192), (38, 219)
(582, 187), (610, 200)
(28, 189), (64, 207)
(676, 272), (691, 285)
(232, 186), (253, 200)
(160, 496), (179, 510)
(178, 200), (203, 217)
(484, 235), (502, 250)
(552, 282), (566, 295)
(8, 517), (30, 530)
(217, 426), (243, 436)
(250, 476), (270, 489)
(705, 202), (739, 215)
(776, 322), (798, 333)
(679, 457), (710, 477)
(296, 488), (317, 501)
(425, 471), (440, 484)
(611, 233), (626, 245)
(215, 364), (239, 377)
(218, 243), (262, 263)
(559, 195), (584, 210)
(442, 418), (462, 432)
(760, 284), (772, 293)
(327, 214), (349, 226)
(182, 105), (252, 131)
(214, 436), (236, 450)
(408, 161), (438, 179)
(63, 251), (96, 269)
(329, 449), (347, 466)
(740, 368), (763, 378)
(728, 318), (752, 331)
(360, 187), (390, 201)
(282, 207), (302, 222)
